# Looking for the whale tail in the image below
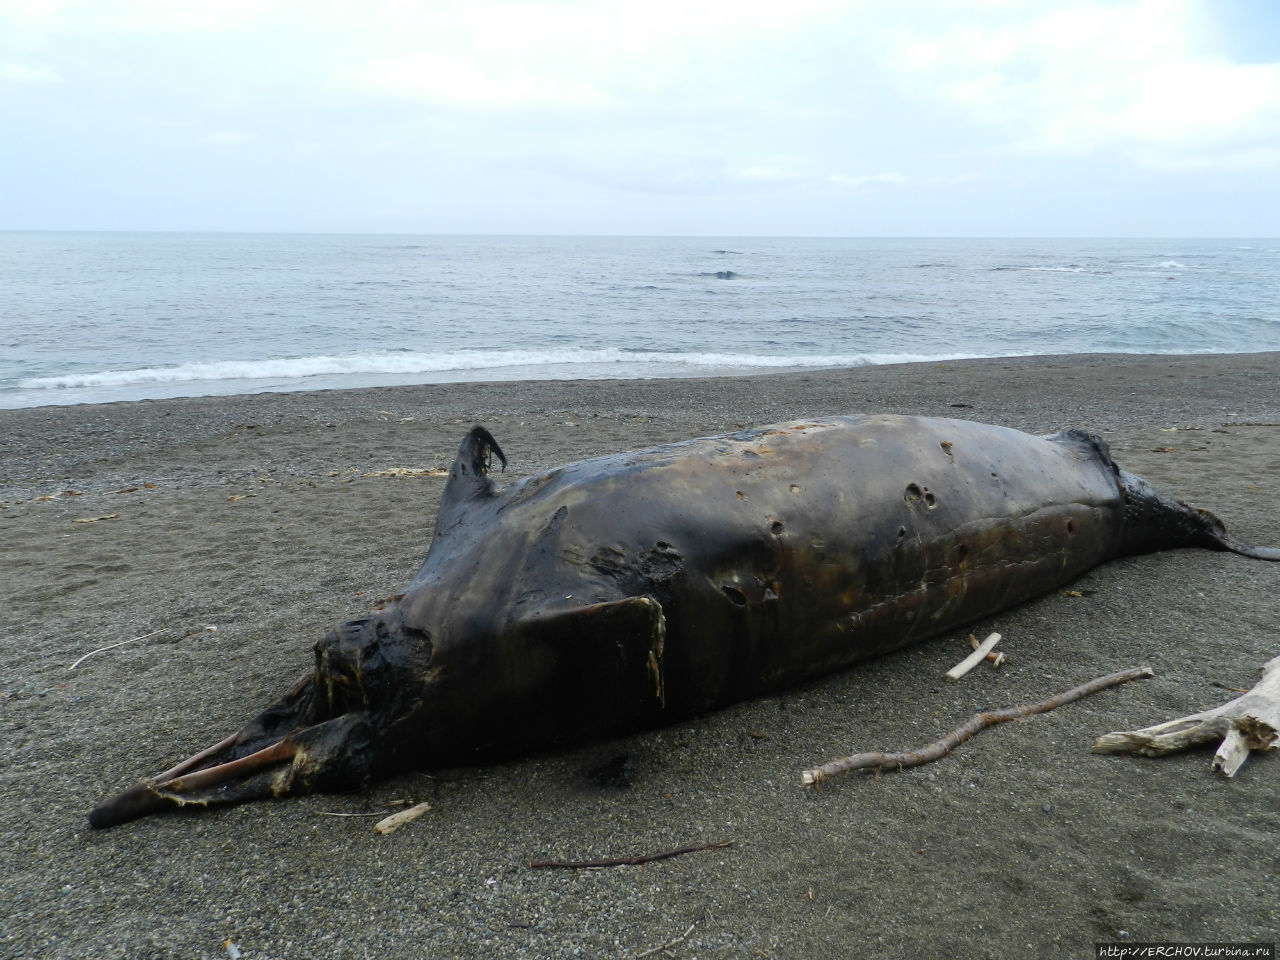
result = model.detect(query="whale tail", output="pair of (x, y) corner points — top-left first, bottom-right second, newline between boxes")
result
(1047, 429), (1278, 562)
(1116, 468), (1279, 561)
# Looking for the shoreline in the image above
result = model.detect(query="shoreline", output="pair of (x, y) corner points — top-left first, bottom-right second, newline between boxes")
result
(5, 352), (1280, 507)
(3, 351), (1278, 958)
(6, 346), (1280, 412)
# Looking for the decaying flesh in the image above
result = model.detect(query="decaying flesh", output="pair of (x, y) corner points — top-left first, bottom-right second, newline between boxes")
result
(88, 415), (1279, 828)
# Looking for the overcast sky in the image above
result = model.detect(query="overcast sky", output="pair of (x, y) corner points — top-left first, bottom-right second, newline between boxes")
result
(2, 0), (1278, 235)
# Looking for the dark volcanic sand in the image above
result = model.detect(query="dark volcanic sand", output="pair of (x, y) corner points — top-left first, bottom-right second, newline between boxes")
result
(2, 353), (1278, 959)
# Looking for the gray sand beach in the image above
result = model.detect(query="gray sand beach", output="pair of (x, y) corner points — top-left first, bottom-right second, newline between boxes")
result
(3, 352), (1278, 959)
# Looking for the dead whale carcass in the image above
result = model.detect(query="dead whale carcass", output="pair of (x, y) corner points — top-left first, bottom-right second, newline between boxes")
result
(88, 415), (1279, 827)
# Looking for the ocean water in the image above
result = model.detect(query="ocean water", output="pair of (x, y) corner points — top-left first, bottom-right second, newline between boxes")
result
(1, 233), (1277, 408)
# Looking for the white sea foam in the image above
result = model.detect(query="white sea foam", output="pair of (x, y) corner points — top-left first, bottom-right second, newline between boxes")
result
(19, 348), (992, 392)
(991, 265), (1097, 274)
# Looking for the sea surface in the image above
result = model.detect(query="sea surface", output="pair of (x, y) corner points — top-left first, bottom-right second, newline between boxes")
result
(2, 233), (1277, 408)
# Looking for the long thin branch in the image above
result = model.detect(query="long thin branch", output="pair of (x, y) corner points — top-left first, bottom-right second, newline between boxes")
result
(802, 666), (1154, 785)
(69, 629), (166, 670)
(529, 840), (733, 869)
(634, 921), (698, 959)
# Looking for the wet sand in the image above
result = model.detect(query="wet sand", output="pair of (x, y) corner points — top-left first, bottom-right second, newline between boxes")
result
(3, 352), (1278, 959)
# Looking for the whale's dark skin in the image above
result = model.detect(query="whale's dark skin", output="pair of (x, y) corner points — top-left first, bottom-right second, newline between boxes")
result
(88, 415), (1279, 828)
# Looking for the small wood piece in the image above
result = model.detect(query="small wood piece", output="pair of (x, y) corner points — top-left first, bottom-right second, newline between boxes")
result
(946, 632), (1001, 681)
(1092, 655), (1280, 777)
(802, 666), (1153, 785)
(374, 800), (431, 834)
(529, 839), (732, 869)
(969, 633), (1006, 667)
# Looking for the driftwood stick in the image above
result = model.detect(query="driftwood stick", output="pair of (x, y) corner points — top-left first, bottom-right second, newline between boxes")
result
(374, 801), (432, 834)
(969, 632), (1006, 667)
(1093, 654), (1280, 777)
(634, 920), (698, 959)
(802, 666), (1153, 785)
(529, 840), (733, 869)
(946, 632), (1001, 681)
(69, 629), (166, 671)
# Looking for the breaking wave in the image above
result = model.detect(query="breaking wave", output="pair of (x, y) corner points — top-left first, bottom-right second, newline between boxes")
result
(21, 348), (996, 392)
